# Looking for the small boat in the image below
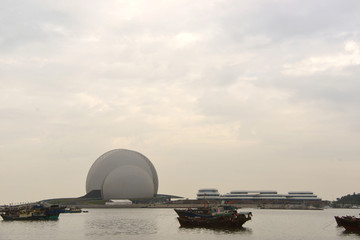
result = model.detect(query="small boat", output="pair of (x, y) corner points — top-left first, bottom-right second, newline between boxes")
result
(335, 215), (360, 232)
(174, 205), (252, 228)
(1, 204), (64, 221)
(62, 207), (82, 213)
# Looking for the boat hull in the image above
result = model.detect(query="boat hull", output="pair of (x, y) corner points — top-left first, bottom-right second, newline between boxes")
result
(335, 216), (353, 227)
(335, 216), (360, 232)
(177, 215), (249, 228)
(1, 204), (63, 221)
(1, 214), (60, 221)
(174, 207), (252, 229)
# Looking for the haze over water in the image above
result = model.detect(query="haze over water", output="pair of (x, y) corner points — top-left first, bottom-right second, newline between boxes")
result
(1, 208), (360, 240)
(2, 0), (360, 204)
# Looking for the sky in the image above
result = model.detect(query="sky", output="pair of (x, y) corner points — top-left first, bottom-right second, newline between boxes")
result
(1, 0), (360, 205)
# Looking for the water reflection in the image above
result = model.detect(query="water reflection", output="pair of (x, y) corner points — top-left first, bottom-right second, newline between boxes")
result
(178, 226), (253, 235)
(3, 209), (359, 240)
(0, 219), (60, 239)
(86, 217), (158, 236)
(340, 230), (360, 237)
(0, 219), (60, 229)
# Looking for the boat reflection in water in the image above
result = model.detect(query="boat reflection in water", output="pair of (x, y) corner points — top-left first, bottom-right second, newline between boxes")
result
(174, 205), (252, 229)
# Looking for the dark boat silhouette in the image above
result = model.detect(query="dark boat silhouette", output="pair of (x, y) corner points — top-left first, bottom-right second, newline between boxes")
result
(174, 205), (252, 228)
(1, 203), (63, 221)
(335, 215), (360, 232)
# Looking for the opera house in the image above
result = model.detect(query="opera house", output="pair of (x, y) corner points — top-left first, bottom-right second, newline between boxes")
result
(85, 149), (159, 200)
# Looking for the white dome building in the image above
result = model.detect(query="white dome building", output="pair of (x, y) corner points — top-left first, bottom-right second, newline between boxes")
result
(86, 149), (158, 200)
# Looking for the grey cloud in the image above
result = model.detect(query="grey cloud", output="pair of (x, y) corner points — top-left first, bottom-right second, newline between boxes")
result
(0, 1), (74, 52)
(216, 0), (360, 42)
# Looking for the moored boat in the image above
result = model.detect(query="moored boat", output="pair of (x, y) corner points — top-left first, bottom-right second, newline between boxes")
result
(1, 204), (64, 221)
(335, 215), (354, 227)
(62, 207), (82, 213)
(335, 215), (360, 232)
(174, 205), (252, 228)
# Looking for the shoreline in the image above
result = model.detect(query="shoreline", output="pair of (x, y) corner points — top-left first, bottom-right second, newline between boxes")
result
(70, 203), (324, 210)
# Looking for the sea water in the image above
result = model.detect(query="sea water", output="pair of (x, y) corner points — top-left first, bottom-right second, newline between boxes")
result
(1, 208), (359, 240)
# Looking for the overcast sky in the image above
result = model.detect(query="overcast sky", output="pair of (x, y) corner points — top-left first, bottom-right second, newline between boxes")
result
(1, 0), (360, 204)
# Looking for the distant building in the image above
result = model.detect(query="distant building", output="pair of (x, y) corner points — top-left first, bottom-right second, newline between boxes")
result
(195, 188), (323, 205)
(196, 188), (221, 200)
(221, 190), (322, 204)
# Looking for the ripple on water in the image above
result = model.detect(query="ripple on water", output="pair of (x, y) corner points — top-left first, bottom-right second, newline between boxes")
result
(86, 217), (158, 236)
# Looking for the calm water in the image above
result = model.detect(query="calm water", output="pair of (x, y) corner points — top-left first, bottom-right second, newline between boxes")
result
(1, 208), (360, 240)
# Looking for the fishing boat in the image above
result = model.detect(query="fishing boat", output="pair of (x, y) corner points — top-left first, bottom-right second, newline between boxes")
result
(335, 215), (360, 232)
(174, 205), (252, 228)
(62, 207), (82, 213)
(335, 215), (354, 227)
(1, 203), (64, 221)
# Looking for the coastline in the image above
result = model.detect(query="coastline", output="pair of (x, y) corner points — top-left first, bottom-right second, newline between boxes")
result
(70, 203), (323, 210)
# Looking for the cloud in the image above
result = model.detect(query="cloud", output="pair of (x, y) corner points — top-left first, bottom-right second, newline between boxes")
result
(173, 32), (201, 48)
(282, 40), (360, 76)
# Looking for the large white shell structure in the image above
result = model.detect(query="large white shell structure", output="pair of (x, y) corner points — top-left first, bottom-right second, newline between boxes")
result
(86, 149), (158, 200)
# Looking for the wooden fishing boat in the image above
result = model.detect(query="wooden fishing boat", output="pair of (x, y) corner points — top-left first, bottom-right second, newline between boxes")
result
(335, 215), (354, 227)
(1, 204), (63, 221)
(335, 215), (360, 232)
(174, 205), (252, 228)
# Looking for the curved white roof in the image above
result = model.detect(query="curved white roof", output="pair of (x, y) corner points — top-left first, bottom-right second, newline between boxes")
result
(86, 149), (158, 200)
